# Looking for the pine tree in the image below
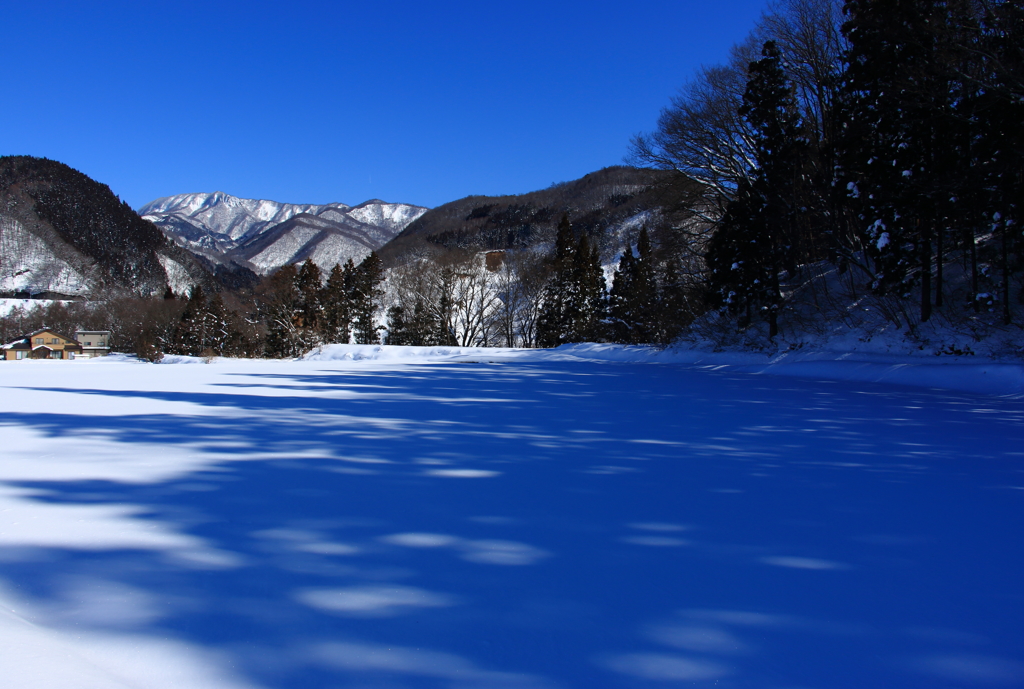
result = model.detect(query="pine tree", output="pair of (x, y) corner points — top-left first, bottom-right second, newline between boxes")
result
(611, 228), (659, 344)
(295, 259), (323, 339)
(609, 243), (637, 342)
(322, 262), (352, 344)
(386, 305), (411, 345)
(351, 252), (385, 345)
(571, 235), (608, 342)
(537, 215), (578, 347)
(706, 179), (769, 328)
(261, 264), (301, 357)
(656, 257), (692, 344)
(707, 41), (808, 337)
(173, 285), (207, 355)
(386, 300), (440, 346)
(839, 0), (964, 323)
(632, 228), (658, 340)
(976, 0), (1024, 323)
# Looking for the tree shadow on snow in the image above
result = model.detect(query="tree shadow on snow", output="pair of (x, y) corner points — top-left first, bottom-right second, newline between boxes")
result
(2, 361), (1023, 688)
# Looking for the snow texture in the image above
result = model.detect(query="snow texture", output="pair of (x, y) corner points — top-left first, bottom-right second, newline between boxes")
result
(1, 345), (1022, 688)
(0, 216), (91, 295)
(156, 254), (194, 296)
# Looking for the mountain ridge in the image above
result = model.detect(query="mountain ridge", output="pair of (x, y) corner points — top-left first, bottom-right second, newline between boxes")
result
(142, 191), (427, 274)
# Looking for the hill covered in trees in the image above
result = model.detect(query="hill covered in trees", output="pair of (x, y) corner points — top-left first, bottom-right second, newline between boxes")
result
(0, 156), (227, 297)
(378, 166), (682, 265)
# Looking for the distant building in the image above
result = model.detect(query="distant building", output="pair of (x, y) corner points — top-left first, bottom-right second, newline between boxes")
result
(2, 328), (84, 360)
(75, 330), (112, 358)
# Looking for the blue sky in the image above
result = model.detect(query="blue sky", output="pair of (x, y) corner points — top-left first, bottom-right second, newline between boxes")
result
(1, 1), (768, 210)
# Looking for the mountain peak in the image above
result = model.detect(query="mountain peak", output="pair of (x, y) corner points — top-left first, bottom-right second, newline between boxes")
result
(141, 192), (428, 274)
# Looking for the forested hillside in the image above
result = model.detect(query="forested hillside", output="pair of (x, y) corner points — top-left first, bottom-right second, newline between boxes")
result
(633, 0), (1024, 350)
(379, 166), (679, 264)
(0, 156), (217, 297)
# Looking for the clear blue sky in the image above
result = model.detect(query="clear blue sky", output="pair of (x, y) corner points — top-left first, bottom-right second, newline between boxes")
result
(1, 0), (768, 210)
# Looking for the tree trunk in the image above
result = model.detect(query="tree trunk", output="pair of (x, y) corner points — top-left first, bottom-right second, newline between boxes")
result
(1002, 214), (1011, 325)
(920, 218), (932, 323)
(969, 225), (979, 311)
(935, 221), (943, 308)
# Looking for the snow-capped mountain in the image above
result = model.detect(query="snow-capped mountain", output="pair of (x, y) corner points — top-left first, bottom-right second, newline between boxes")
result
(140, 192), (427, 274)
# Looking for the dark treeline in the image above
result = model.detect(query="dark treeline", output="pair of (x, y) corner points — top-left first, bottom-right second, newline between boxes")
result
(634, 0), (1024, 338)
(0, 253), (387, 360)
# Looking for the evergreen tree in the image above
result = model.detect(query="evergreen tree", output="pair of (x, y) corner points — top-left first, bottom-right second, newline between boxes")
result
(610, 228), (658, 343)
(295, 259), (323, 340)
(385, 305), (411, 345)
(322, 262), (352, 344)
(350, 252), (385, 345)
(707, 41), (808, 337)
(173, 285), (207, 355)
(261, 264), (301, 357)
(537, 215), (578, 347)
(975, 0), (1024, 323)
(537, 215), (607, 345)
(386, 300), (439, 346)
(609, 243), (637, 342)
(656, 257), (692, 344)
(839, 0), (964, 323)
(571, 235), (608, 342)
(706, 179), (771, 328)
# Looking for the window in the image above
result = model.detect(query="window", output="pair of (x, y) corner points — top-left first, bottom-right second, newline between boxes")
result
(50, 351), (61, 359)
(16, 351), (26, 360)
(85, 341), (92, 346)
(51, 338), (59, 344)
(35, 338), (43, 345)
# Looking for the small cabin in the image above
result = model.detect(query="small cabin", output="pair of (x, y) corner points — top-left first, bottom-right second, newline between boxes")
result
(2, 328), (84, 360)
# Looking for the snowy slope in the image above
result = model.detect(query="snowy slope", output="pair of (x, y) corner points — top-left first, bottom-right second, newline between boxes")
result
(0, 350), (1021, 689)
(141, 192), (427, 274)
(0, 216), (94, 295)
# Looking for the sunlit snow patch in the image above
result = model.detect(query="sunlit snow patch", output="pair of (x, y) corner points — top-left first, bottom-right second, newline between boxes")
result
(423, 468), (501, 478)
(295, 585), (457, 617)
(760, 556), (850, 570)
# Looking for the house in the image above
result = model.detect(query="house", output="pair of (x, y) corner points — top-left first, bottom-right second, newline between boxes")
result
(2, 328), (84, 360)
(75, 330), (112, 358)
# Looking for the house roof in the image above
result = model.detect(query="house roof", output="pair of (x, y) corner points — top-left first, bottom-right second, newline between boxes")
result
(25, 328), (77, 341)
(1, 340), (30, 350)
(26, 328), (56, 337)
(4, 329), (82, 350)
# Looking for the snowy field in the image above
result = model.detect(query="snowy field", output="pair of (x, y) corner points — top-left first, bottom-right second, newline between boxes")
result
(1, 345), (1023, 689)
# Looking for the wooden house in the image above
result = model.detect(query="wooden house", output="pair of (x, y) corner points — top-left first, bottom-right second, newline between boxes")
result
(2, 329), (84, 360)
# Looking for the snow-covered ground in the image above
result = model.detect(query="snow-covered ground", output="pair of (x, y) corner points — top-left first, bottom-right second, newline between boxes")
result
(1, 345), (1022, 688)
